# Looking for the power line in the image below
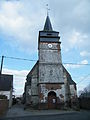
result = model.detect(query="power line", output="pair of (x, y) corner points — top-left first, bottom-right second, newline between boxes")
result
(63, 63), (90, 66)
(4, 56), (37, 61)
(1, 55), (90, 66)
(77, 73), (90, 84)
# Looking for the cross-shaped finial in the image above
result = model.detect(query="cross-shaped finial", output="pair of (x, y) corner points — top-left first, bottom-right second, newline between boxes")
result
(46, 4), (50, 16)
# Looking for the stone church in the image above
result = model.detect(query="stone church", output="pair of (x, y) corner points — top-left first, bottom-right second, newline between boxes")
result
(23, 15), (77, 109)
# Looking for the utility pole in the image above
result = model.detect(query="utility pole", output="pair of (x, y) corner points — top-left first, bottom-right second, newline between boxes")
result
(0, 56), (4, 75)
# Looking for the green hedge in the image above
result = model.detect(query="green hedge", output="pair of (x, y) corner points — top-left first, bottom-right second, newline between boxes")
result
(0, 95), (7, 99)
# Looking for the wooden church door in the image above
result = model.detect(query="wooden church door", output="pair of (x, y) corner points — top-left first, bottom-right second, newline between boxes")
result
(48, 91), (57, 109)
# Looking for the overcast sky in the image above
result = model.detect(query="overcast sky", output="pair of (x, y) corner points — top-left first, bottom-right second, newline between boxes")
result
(0, 0), (90, 96)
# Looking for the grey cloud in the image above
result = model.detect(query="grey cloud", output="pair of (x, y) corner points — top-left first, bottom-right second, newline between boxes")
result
(49, 0), (90, 33)
(47, 0), (90, 55)
(0, 0), (90, 55)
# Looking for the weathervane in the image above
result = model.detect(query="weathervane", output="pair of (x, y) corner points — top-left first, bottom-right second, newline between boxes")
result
(46, 4), (50, 16)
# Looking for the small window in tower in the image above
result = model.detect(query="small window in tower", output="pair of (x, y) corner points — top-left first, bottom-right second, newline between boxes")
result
(47, 33), (52, 35)
(50, 70), (53, 75)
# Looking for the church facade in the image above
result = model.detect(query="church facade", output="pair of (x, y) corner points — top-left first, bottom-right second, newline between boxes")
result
(23, 15), (77, 109)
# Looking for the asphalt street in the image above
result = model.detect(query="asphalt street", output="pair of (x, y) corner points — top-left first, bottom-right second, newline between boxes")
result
(0, 111), (90, 120)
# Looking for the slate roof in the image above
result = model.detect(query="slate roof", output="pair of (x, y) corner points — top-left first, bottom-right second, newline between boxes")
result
(63, 65), (76, 85)
(0, 74), (13, 91)
(43, 15), (53, 31)
(27, 60), (39, 78)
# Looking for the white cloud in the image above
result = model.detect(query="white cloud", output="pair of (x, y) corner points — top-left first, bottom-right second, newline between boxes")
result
(64, 64), (80, 69)
(64, 59), (88, 69)
(61, 29), (89, 54)
(69, 30), (80, 46)
(0, 1), (44, 53)
(2, 68), (29, 96)
(80, 51), (90, 57)
(77, 84), (87, 94)
(2, 68), (29, 75)
(77, 75), (90, 92)
(81, 59), (88, 64)
(68, 30), (88, 49)
(0, 1), (24, 31)
(0, 0), (90, 55)
(51, 0), (90, 53)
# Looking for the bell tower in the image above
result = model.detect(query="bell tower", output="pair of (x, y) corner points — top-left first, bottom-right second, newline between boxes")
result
(24, 13), (77, 109)
(38, 15), (64, 83)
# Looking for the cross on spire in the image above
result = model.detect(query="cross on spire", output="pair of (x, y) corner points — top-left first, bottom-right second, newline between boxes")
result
(46, 4), (50, 16)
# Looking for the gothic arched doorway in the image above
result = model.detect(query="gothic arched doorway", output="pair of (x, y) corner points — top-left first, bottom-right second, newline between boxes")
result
(48, 91), (57, 109)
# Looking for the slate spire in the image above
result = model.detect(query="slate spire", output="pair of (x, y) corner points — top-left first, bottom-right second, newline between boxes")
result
(43, 15), (53, 31)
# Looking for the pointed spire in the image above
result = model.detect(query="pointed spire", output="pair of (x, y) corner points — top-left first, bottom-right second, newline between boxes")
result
(43, 15), (53, 31)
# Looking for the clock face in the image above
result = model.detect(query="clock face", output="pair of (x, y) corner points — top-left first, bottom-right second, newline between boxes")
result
(48, 44), (52, 48)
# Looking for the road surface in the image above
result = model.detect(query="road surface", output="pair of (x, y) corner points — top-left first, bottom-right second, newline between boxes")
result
(0, 110), (90, 120)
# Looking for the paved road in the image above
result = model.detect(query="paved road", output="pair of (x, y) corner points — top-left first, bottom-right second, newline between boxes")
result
(0, 111), (90, 120)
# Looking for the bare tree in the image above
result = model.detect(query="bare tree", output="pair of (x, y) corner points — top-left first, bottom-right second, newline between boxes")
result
(79, 83), (90, 98)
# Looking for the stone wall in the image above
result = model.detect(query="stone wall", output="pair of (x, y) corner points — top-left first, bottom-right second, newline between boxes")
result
(70, 85), (77, 98)
(0, 99), (8, 116)
(38, 83), (65, 104)
(39, 42), (61, 63)
(25, 62), (39, 105)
